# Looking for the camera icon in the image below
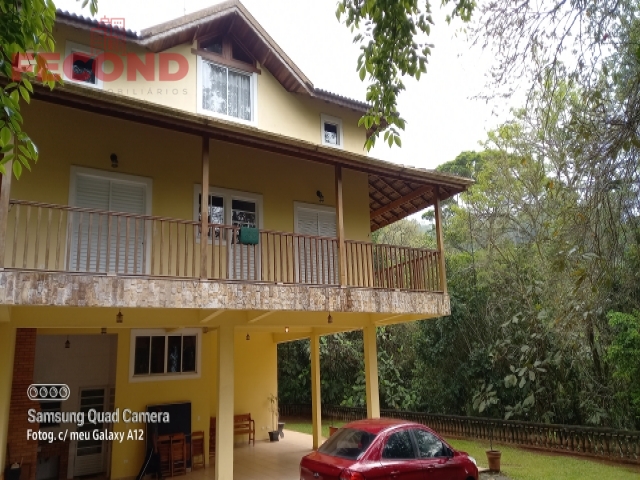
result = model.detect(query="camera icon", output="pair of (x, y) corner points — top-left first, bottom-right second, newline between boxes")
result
(27, 384), (70, 402)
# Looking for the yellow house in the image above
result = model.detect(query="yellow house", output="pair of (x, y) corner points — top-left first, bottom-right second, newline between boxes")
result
(0, 2), (472, 480)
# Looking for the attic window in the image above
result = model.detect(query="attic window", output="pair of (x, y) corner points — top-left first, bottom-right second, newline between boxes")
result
(198, 35), (256, 67)
(232, 43), (253, 65)
(321, 114), (343, 148)
(202, 40), (223, 55)
(63, 41), (103, 89)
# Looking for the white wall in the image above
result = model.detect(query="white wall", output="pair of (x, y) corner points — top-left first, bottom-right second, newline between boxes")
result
(34, 334), (118, 478)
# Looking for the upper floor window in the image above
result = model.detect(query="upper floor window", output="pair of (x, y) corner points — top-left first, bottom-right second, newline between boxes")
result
(64, 41), (103, 89)
(196, 35), (258, 123)
(321, 114), (343, 148)
(200, 60), (254, 121)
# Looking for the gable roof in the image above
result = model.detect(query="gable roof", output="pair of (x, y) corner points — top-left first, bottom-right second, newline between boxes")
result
(55, 0), (369, 112)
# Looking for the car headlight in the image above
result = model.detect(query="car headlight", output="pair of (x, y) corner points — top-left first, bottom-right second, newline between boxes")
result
(468, 456), (477, 466)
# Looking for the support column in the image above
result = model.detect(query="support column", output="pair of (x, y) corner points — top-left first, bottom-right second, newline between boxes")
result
(200, 137), (210, 279)
(310, 333), (322, 449)
(433, 194), (448, 293)
(335, 165), (347, 286)
(0, 323), (16, 479)
(7, 328), (38, 480)
(0, 159), (13, 268)
(215, 324), (234, 480)
(363, 325), (380, 419)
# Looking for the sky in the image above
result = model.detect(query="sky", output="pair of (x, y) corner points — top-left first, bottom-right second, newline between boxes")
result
(54, 0), (515, 170)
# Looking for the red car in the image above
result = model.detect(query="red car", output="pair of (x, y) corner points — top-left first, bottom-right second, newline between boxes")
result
(300, 418), (478, 480)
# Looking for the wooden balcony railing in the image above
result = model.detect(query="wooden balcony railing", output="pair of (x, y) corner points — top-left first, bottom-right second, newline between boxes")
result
(2, 200), (443, 292)
(345, 240), (442, 290)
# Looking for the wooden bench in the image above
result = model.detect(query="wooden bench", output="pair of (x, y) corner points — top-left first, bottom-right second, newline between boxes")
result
(209, 414), (255, 450)
(234, 414), (255, 446)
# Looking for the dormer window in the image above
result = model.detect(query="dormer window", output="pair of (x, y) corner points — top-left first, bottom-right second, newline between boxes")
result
(321, 114), (343, 148)
(195, 35), (259, 124)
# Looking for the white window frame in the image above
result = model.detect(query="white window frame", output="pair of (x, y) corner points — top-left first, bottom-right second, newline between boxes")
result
(129, 328), (202, 383)
(64, 41), (104, 89)
(68, 166), (153, 273)
(196, 56), (258, 125)
(192, 185), (264, 244)
(320, 114), (344, 149)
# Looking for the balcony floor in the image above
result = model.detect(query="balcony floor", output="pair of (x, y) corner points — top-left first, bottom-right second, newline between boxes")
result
(189, 430), (314, 480)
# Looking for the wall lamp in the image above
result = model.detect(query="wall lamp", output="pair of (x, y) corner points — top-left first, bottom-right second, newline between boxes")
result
(316, 190), (324, 203)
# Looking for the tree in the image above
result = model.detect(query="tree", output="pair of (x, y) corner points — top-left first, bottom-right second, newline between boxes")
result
(0, 0), (97, 179)
(336, 0), (476, 150)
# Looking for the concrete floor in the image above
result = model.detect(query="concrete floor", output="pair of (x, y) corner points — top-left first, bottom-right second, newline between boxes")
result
(188, 430), (314, 480)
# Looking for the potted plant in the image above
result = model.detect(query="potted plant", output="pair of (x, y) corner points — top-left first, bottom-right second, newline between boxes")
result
(268, 394), (280, 442)
(486, 424), (502, 472)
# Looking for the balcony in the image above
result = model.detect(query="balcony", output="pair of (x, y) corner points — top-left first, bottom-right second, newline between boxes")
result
(0, 200), (448, 315)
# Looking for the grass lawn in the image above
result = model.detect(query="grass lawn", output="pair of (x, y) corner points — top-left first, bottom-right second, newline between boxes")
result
(283, 421), (640, 480)
(449, 439), (640, 480)
(283, 420), (346, 439)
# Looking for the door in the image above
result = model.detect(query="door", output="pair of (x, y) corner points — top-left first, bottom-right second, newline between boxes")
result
(412, 429), (463, 480)
(70, 172), (148, 274)
(74, 387), (108, 476)
(370, 430), (423, 480)
(295, 205), (338, 284)
(229, 198), (259, 281)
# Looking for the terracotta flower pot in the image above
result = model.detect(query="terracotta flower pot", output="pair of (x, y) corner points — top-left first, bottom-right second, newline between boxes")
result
(486, 450), (501, 472)
(329, 426), (339, 436)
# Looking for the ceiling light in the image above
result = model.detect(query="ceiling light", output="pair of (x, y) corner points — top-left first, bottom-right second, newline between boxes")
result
(116, 309), (123, 324)
(285, 326), (289, 333)
(328, 313), (333, 324)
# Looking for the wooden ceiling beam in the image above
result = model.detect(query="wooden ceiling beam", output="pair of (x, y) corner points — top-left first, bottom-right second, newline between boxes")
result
(370, 185), (433, 220)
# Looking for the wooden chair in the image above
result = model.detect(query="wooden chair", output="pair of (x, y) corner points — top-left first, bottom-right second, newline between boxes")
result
(233, 414), (255, 446)
(157, 435), (172, 478)
(170, 433), (187, 476)
(209, 418), (216, 461)
(190, 431), (205, 470)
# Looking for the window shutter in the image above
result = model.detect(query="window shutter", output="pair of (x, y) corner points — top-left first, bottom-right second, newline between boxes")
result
(71, 174), (147, 273)
(296, 207), (338, 284)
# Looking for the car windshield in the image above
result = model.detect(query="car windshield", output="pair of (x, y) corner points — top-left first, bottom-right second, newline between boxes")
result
(318, 428), (377, 460)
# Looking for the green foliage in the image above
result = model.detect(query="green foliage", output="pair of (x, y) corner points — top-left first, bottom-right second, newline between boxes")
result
(279, 0), (640, 433)
(607, 311), (640, 423)
(0, 0), (97, 178)
(336, 0), (475, 150)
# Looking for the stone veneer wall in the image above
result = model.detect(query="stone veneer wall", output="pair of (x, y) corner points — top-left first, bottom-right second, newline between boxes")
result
(0, 272), (450, 315)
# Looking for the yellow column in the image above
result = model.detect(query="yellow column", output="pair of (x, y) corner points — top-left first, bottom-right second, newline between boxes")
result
(363, 325), (380, 419)
(215, 324), (234, 480)
(310, 333), (322, 449)
(0, 323), (16, 475)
